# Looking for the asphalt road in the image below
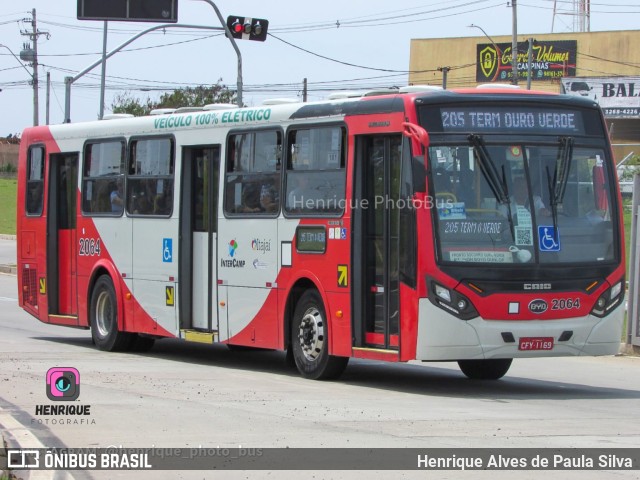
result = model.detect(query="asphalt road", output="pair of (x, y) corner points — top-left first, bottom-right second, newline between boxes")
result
(0, 270), (639, 480)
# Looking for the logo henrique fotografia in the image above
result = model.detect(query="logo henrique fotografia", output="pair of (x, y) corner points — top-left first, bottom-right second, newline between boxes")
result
(46, 367), (80, 401)
(35, 368), (95, 425)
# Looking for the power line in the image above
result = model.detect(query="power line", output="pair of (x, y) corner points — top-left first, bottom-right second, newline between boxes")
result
(35, 32), (221, 57)
(38, 19), (218, 36)
(272, 0), (496, 32)
(269, 33), (435, 74)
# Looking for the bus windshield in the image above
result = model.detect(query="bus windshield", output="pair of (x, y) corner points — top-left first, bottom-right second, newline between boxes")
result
(429, 142), (616, 265)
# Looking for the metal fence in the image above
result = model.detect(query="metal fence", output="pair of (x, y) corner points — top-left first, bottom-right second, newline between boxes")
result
(612, 144), (639, 198)
(627, 174), (640, 347)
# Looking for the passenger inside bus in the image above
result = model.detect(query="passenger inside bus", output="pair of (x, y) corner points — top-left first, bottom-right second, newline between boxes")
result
(287, 174), (309, 210)
(153, 193), (170, 215)
(237, 184), (262, 213)
(110, 181), (124, 213)
(499, 177), (550, 219)
(259, 184), (279, 213)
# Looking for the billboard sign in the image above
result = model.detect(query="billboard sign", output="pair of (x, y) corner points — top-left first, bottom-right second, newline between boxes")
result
(77, 0), (178, 23)
(562, 76), (640, 118)
(476, 40), (577, 83)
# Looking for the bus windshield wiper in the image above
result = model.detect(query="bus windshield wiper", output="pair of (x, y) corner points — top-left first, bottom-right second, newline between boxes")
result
(554, 136), (574, 204)
(546, 136), (574, 241)
(468, 134), (514, 238)
(468, 135), (510, 203)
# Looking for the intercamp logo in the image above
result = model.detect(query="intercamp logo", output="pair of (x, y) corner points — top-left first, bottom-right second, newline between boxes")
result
(228, 239), (238, 257)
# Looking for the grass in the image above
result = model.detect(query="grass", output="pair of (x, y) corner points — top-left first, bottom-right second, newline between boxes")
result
(0, 178), (16, 235)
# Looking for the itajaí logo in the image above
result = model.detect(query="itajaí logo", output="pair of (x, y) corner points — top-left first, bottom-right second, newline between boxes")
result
(228, 239), (238, 257)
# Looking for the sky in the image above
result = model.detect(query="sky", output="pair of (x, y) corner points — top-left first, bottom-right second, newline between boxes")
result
(1, 0), (639, 136)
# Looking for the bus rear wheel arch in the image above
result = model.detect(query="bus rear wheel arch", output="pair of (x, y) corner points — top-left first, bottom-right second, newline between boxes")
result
(90, 275), (134, 351)
(457, 358), (513, 380)
(291, 289), (349, 380)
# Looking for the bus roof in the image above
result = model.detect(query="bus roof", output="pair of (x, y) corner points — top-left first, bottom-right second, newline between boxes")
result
(28, 87), (599, 140)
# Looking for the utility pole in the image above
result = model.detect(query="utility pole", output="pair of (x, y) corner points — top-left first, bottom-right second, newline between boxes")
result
(46, 71), (50, 124)
(438, 67), (450, 89)
(31, 9), (39, 126)
(303, 78), (308, 102)
(99, 21), (108, 120)
(20, 9), (49, 126)
(511, 0), (518, 85)
(526, 38), (534, 90)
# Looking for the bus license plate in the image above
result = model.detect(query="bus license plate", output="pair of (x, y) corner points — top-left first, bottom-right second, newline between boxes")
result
(518, 337), (554, 351)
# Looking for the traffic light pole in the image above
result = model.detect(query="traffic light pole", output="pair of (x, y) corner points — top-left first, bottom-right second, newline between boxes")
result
(64, 23), (224, 123)
(64, 6), (243, 123)
(200, 0), (243, 107)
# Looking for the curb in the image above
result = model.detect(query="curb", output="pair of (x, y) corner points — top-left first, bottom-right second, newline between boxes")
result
(0, 235), (17, 275)
(619, 343), (640, 356)
(0, 265), (16, 275)
(0, 411), (54, 480)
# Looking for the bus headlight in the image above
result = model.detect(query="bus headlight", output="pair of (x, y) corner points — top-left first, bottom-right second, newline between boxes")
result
(591, 279), (624, 318)
(428, 279), (478, 320)
(435, 284), (451, 302)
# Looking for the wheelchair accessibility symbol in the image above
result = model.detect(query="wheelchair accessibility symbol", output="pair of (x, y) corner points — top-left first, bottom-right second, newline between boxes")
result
(538, 226), (560, 252)
(163, 238), (173, 263)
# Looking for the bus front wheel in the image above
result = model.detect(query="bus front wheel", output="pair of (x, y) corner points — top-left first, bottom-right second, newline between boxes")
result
(90, 275), (133, 351)
(458, 359), (512, 380)
(291, 290), (348, 380)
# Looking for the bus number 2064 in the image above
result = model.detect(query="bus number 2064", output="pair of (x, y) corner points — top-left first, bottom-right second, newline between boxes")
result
(79, 238), (102, 257)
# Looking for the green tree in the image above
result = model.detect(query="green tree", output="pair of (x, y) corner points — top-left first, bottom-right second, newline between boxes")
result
(111, 92), (155, 116)
(111, 80), (237, 116)
(619, 154), (640, 182)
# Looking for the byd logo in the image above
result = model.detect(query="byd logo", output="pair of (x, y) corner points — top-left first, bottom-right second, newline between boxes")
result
(528, 299), (548, 314)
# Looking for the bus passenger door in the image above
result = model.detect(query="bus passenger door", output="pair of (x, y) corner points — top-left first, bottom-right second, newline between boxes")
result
(179, 146), (220, 332)
(353, 135), (403, 350)
(47, 153), (79, 318)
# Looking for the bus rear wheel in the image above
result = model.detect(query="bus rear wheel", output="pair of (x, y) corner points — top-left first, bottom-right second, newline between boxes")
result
(291, 290), (348, 380)
(90, 275), (133, 351)
(458, 359), (512, 380)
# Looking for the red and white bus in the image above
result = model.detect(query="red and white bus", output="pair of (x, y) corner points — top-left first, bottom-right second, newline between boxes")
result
(17, 86), (626, 380)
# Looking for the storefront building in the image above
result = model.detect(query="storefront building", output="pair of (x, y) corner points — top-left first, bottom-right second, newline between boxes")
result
(409, 30), (640, 163)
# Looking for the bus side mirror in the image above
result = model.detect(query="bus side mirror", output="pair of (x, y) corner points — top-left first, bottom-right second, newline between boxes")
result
(402, 122), (430, 148)
(402, 122), (429, 191)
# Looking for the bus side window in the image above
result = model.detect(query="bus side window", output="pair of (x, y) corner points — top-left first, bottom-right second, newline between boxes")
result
(26, 146), (45, 216)
(127, 137), (174, 217)
(284, 126), (346, 216)
(81, 140), (125, 216)
(224, 130), (281, 216)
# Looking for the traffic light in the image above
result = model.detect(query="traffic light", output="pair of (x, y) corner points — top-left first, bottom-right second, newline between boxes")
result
(226, 16), (269, 42)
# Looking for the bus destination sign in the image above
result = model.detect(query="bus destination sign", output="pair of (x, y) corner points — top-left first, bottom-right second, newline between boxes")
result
(435, 107), (586, 135)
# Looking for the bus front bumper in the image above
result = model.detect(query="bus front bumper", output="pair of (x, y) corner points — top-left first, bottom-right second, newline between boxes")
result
(415, 298), (625, 361)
